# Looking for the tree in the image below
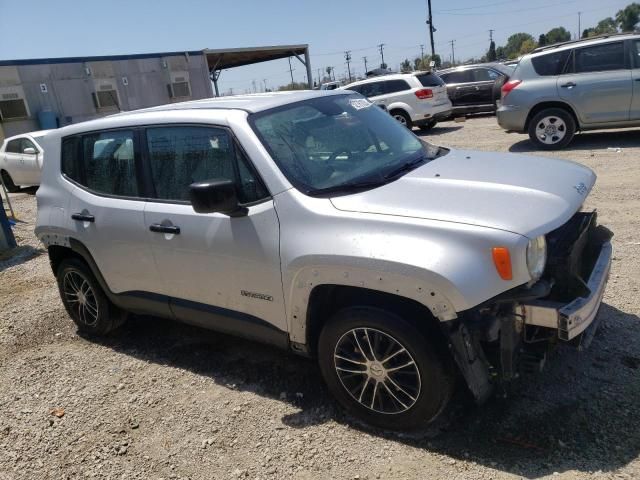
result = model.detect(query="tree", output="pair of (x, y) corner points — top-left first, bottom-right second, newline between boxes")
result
(486, 40), (497, 62)
(595, 17), (618, 34)
(504, 33), (535, 58)
(495, 46), (506, 60)
(519, 39), (538, 55)
(431, 54), (442, 68)
(400, 59), (412, 73)
(616, 3), (640, 32)
(538, 34), (547, 46)
(582, 28), (593, 38)
(545, 27), (571, 44)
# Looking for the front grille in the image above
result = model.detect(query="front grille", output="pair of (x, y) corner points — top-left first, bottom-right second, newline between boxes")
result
(543, 211), (598, 301)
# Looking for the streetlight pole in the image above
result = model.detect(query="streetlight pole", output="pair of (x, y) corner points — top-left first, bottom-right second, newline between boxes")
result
(427, 0), (435, 58)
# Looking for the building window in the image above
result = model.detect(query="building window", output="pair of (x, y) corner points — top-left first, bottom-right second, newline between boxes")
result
(168, 79), (191, 98)
(0, 96), (29, 120)
(92, 88), (119, 110)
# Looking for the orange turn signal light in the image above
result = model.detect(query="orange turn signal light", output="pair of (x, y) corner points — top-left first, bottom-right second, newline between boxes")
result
(492, 247), (513, 280)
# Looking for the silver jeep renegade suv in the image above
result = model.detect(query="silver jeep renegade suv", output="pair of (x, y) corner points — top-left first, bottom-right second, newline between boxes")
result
(36, 90), (612, 430)
(497, 33), (640, 150)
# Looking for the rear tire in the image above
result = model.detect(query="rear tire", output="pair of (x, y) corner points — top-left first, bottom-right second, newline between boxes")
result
(318, 306), (454, 431)
(527, 108), (576, 150)
(390, 109), (413, 129)
(1, 170), (19, 193)
(56, 258), (126, 335)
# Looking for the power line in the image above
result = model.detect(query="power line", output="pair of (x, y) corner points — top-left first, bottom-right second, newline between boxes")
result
(437, 0), (580, 16)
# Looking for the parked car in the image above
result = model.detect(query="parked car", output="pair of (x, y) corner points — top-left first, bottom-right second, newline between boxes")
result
(36, 90), (612, 430)
(497, 33), (640, 150)
(0, 130), (51, 192)
(320, 81), (341, 90)
(437, 63), (514, 116)
(342, 72), (452, 130)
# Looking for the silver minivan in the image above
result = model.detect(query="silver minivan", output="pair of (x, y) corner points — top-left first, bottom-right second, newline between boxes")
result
(497, 33), (640, 149)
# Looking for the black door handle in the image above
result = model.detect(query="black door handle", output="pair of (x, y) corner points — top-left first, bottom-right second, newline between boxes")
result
(149, 224), (180, 235)
(71, 213), (95, 223)
(561, 82), (577, 88)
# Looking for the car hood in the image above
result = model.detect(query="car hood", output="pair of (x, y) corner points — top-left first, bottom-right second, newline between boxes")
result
(330, 149), (596, 238)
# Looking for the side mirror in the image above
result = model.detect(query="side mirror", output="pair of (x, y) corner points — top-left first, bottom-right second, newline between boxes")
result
(189, 179), (247, 217)
(23, 147), (36, 155)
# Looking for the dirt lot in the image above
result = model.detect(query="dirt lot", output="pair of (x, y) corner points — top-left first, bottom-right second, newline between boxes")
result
(1, 116), (639, 480)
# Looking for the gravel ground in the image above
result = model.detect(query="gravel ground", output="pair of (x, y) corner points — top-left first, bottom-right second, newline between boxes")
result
(1, 116), (639, 480)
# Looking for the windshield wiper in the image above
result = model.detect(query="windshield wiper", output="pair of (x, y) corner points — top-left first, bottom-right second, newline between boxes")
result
(383, 153), (428, 180)
(308, 179), (387, 197)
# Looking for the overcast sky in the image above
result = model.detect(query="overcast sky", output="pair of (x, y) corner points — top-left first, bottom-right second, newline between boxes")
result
(0, 0), (633, 93)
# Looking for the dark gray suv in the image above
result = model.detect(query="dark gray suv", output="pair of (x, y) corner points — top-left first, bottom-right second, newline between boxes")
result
(497, 33), (640, 149)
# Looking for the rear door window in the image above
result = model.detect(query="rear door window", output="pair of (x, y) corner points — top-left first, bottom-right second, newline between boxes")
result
(83, 130), (138, 196)
(574, 42), (626, 73)
(470, 68), (499, 82)
(531, 50), (571, 76)
(635, 40), (640, 68)
(383, 79), (411, 93)
(358, 81), (386, 97)
(415, 73), (445, 87)
(439, 70), (473, 84)
(6, 139), (21, 153)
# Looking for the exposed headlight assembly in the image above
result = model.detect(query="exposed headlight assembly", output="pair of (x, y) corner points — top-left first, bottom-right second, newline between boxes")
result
(526, 235), (547, 282)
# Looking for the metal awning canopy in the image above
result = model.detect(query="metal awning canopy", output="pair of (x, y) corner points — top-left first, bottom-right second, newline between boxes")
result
(204, 44), (312, 95)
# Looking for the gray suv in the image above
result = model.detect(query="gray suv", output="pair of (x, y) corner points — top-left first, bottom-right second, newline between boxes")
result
(497, 33), (640, 149)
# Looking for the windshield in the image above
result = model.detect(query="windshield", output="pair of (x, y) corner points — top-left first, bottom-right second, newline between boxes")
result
(249, 93), (445, 196)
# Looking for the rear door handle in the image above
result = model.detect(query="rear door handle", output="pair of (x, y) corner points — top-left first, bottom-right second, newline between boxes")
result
(561, 82), (577, 88)
(149, 224), (180, 235)
(71, 213), (95, 223)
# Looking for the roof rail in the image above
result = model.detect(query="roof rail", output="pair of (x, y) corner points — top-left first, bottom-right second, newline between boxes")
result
(531, 32), (636, 54)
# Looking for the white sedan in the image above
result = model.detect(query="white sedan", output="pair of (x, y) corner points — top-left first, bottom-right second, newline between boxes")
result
(0, 130), (51, 192)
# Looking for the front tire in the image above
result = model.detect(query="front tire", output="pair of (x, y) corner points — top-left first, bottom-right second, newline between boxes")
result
(1, 170), (19, 193)
(56, 258), (126, 335)
(318, 306), (453, 431)
(390, 109), (413, 129)
(528, 108), (576, 150)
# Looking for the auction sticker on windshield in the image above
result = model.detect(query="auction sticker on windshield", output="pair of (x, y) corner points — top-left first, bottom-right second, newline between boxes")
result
(349, 98), (372, 110)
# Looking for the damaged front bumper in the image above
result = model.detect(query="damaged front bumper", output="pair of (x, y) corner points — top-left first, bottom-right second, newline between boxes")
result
(444, 211), (613, 403)
(522, 240), (612, 344)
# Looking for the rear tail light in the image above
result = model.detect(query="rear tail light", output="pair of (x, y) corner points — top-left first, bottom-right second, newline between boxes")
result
(415, 89), (433, 99)
(501, 80), (522, 99)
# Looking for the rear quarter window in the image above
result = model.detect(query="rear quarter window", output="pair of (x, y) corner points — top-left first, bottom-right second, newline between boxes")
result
(531, 50), (571, 76)
(415, 73), (445, 87)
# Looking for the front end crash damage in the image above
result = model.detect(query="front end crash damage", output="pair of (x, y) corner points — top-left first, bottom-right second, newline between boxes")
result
(441, 211), (613, 403)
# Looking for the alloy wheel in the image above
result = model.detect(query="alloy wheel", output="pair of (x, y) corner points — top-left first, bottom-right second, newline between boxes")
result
(63, 270), (99, 327)
(535, 116), (567, 145)
(393, 114), (407, 125)
(333, 327), (421, 414)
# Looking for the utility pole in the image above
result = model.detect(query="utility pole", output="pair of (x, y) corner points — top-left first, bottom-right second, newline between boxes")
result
(288, 57), (295, 87)
(577, 11), (582, 39)
(363, 56), (368, 74)
(378, 43), (386, 69)
(450, 40), (455, 65)
(317, 68), (321, 85)
(251, 79), (257, 93)
(420, 44), (425, 60)
(427, 0), (435, 58)
(345, 51), (352, 82)
(263, 79), (267, 92)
